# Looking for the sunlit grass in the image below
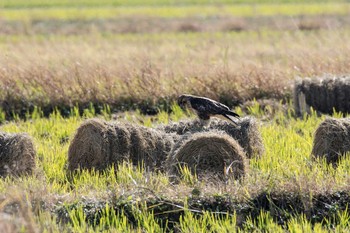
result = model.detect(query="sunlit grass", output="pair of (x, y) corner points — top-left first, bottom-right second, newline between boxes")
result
(1, 3), (350, 21)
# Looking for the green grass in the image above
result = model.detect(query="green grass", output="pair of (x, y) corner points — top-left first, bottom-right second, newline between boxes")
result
(1, 102), (350, 231)
(1, 3), (350, 20)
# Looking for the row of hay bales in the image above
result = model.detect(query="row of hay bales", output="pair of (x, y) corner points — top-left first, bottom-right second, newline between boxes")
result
(68, 117), (264, 180)
(294, 75), (350, 116)
(1, 113), (348, 180)
(67, 119), (175, 172)
(60, 115), (350, 175)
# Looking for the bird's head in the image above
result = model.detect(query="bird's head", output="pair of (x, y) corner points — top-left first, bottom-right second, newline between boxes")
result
(177, 94), (191, 110)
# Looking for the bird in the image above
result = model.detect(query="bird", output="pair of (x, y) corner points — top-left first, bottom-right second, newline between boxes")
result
(177, 94), (239, 126)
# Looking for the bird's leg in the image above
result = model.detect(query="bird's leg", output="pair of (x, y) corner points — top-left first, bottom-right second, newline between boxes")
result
(200, 118), (210, 128)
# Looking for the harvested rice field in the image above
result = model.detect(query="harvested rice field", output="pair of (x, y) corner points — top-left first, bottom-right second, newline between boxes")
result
(1, 0), (350, 232)
(0, 104), (350, 232)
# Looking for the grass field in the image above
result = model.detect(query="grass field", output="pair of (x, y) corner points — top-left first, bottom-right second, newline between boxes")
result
(1, 29), (350, 118)
(1, 0), (350, 231)
(2, 3), (350, 20)
(0, 104), (350, 231)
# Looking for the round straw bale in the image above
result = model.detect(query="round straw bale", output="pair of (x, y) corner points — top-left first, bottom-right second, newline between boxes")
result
(107, 123), (131, 166)
(158, 117), (264, 159)
(110, 123), (175, 170)
(311, 117), (350, 164)
(68, 118), (111, 171)
(68, 118), (176, 172)
(208, 118), (264, 159)
(158, 119), (204, 135)
(167, 132), (247, 181)
(0, 132), (36, 177)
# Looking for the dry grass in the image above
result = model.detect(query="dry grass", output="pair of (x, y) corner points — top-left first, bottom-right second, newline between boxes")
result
(2, 29), (350, 116)
(1, 15), (348, 35)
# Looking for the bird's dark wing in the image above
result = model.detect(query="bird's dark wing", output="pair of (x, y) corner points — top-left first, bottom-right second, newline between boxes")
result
(188, 98), (209, 111)
(210, 99), (239, 118)
(190, 97), (221, 115)
(189, 96), (240, 118)
(212, 100), (231, 111)
(187, 99), (210, 120)
(190, 97), (228, 114)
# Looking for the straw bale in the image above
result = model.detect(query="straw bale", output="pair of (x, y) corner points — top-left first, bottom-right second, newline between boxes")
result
(0, 132), (36, 177)
(68, 118), (175, 172)
(110, 123), (175, 170)
(158, 117), (264, 159)
(166, 132), (247, 181)
(294, 76), (350, 116)
(312, 117), (350, 164)
(68, 118), (111, 171)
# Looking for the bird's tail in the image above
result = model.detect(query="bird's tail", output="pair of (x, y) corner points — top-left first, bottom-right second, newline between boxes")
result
(224, 110), (240, 118)
(223, 114), (239, 126)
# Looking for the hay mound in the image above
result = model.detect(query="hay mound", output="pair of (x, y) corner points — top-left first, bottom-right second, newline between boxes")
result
(109, 123), (175, 169)
(0, 132), (36, 177)
(166, 132), (247, 180)
(68, 119), (111, 171)
(311, 117), (350, 164)
(68, 118), (175, 172)
(158, 117), (264, 159)
(294, 75), (350, 116)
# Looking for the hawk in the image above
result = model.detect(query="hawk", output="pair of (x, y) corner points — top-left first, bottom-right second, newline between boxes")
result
(177, 94), (239, 125)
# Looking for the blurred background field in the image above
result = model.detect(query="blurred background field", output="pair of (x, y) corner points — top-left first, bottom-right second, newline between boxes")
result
(1, 0), (350, 118)
(1, 0), (347, 8)
(2, 3), (350, 20)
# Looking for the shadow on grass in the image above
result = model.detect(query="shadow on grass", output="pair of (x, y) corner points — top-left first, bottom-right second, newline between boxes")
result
(54, 191), (350, 230)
